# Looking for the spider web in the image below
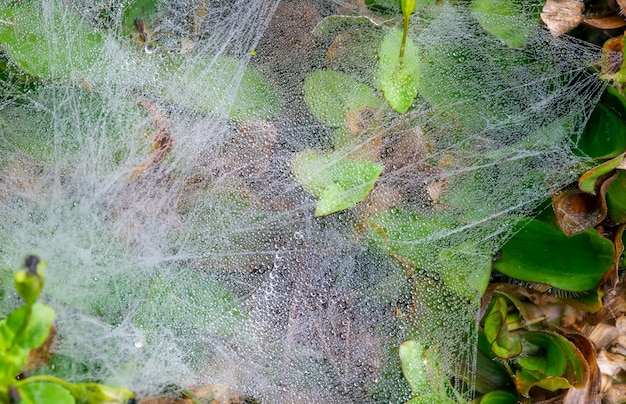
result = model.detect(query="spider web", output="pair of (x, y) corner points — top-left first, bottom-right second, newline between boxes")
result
(0, 0), (605, 402)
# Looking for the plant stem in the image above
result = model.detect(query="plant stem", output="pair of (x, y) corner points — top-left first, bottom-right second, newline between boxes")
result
(400, 13), (409, 63)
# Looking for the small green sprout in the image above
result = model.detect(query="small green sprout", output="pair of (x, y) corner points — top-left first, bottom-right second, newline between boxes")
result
(0, 255), (136, 404)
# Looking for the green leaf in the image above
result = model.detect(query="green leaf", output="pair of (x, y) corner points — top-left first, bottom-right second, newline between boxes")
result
(291, 150), (383, 216)
(418, 43), (520, 132)
(66, 382), (135, 404)
(0, 0), (108, 81)
(162, 56), (281, 121)
(399, 340), (430, 397)
(479, 390), (518, 404)
(577, 87), (626, 159)
(474, 330), (513, 394)
(17, 382), (75, 404)
(470, 0), (540, 48)
(303, 70), (382, 126)
(134, 270), (245, 339)
(439, 246), (491, 300)
(7, 303), (55, 350)
(0, 85), (148, 164)
(376, 28), (419, 113)
(493, 219), (614, 292)
(606, 170), (626, 223)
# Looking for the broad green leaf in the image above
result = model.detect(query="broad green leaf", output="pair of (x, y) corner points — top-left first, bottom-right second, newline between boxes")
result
(17, 382), (75, 404)
(0, 0), (108, 81)
(7, 303), (55, 350)
(578, 153), (624, 193)
(577, 87), (626, 159)
(368, 208), (458, 263)
(606, 170), (626, 223)
(162, 56), (280, 121)
(493, 219), (614, 292)
(479, 390), (518, 404)
(376, 28), (419, 113)
(418, 43), (523, 132)
(482, 296), (522, 359)
(303, 70), (382, 126)
(470, 0), (540, 48)
(292, 150), (383, 216)
(399, 342), (457, 404)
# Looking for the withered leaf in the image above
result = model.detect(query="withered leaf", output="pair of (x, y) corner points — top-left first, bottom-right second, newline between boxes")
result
(541, 0), (584, 37)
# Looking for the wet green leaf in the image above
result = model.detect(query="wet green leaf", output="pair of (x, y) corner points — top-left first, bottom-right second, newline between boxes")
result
(493, 219), (614, 292)
(17, 382), (75, 404)
(376, 28), (419, 113)
(0, 0), (108, 81)
(292, 149), (383, 216)
(470, 0), (540, 48)
(303, 70), (383, 127)
(577, 87), (626, 159)
(438, 246), (491, 300)
(399, 340), (430, 397)
(162, 56), (281, 121)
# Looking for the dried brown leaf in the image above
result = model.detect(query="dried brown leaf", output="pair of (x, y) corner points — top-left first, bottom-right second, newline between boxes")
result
(552, 189), (607, 236)
(541, 0), (584, 36)
(583, 13), (626, 29)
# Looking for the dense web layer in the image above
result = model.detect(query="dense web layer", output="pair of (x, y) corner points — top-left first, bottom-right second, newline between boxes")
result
(0, 0), (606, 402)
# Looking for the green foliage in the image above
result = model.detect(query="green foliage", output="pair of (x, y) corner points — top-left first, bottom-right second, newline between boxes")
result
(479, 291), (590, 400)
(0, 0), (108, 82)
(292, 149), (383, 216)
(368, 209), (491, 299)
(577, 87), (626, 159)
(493, 219), (615, 292)
(161, 56), (281, 121)
(303, 70), (382, 127)
(376, 28), (419, 113)
(399, 341), (457, 404)
(470, 0), (540, 48)
(0, 256), (135, 404)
